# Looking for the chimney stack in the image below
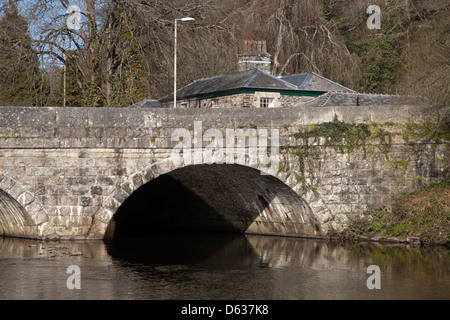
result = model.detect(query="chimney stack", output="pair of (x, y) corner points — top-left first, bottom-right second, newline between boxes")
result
(238, 40), (272, 74)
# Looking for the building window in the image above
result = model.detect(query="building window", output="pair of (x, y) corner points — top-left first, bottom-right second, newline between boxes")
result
(210, 98), (219, 108)
(260, 97), (274, 108)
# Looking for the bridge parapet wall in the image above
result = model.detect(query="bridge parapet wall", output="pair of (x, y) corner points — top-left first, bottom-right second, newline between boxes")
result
(0, 105), (441, 149)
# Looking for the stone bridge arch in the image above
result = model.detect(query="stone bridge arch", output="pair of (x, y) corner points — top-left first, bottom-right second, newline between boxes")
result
(0, 172), (48, 238)
(2, 105), (445, 240)
(89, 158), (323, 240)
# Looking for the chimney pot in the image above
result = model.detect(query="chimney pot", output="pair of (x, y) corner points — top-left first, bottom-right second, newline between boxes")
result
(238, 40), (272, 74)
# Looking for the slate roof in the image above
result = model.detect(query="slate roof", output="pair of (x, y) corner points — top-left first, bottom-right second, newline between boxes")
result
(129, 99), (162, 108)
(295, 91), (427, 107)
(159, 69), (301, 102)
(281, 72), (356, 93)
(279, 73), (310, 88)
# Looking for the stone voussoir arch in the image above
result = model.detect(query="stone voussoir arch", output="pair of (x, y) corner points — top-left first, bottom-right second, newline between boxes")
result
(110, 156), (301, 214)
(91, 158), (181, 237)
(0, 172), (49, 228)
(103, 158), (180, 219)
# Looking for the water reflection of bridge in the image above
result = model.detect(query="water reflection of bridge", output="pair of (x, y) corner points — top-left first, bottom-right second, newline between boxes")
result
(1, 235), (448, 299)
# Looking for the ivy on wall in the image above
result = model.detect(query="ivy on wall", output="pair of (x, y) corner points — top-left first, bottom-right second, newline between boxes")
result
(282, 114), (448, 192)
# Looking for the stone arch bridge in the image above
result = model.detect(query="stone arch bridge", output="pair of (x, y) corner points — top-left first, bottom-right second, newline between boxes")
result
(0, 105), (447, 240)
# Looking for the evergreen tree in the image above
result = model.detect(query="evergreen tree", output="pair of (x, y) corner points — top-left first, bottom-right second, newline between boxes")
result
(109, 13), (149, 107)
(0, 1), (47, 106)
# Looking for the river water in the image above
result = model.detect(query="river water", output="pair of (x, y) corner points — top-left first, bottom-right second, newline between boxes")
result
(0, 234), (448, 300)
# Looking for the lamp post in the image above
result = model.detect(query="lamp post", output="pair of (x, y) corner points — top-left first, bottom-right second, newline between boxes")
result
(174, 17), (194, 108)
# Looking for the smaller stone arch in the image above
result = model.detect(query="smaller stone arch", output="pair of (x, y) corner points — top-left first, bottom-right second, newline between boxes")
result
(0, 172), (49, 238)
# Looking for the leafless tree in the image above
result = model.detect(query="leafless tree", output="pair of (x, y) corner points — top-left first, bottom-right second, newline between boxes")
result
(4, 0), (446, 106)
(17, 0), (240, 106)
(234, 0), (362, 90)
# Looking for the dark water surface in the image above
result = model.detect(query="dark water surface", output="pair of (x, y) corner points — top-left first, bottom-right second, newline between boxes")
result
(0, 234), (448, 300)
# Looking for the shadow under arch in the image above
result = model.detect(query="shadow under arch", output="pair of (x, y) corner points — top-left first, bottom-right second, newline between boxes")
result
(106, 233), (258, 266)
(105, 164), (322, 241)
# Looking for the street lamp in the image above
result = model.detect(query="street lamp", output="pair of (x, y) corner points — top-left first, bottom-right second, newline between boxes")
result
(174, 17), (195, 108)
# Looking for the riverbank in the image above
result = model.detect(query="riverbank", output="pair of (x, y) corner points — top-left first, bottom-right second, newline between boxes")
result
(328, 179), (450, 247)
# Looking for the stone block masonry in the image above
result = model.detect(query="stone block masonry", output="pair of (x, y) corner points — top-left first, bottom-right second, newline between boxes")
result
(0, 104), (448, 239)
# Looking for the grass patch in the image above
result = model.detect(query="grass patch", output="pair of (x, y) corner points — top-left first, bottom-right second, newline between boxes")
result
(386, 179), (449, 245)
(332, 180), (449, 246)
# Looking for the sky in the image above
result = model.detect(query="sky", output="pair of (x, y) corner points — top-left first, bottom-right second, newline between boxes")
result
(1, 0), (88, 68)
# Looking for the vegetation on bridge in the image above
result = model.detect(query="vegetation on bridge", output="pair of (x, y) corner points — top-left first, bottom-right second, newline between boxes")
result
(282, 114), (449, 246)
(285, 114), (448, 189)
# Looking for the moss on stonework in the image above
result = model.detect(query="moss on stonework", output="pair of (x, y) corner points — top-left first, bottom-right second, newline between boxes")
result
(292, 115), (394, 156)
(388, 159), (408, 185)
(401, 119), (450, 147)
(283, 114), (447, 197)
(293, 115), (373, 154)
(283, 115), (395, 190)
